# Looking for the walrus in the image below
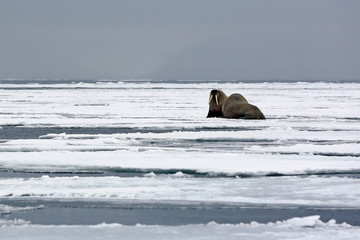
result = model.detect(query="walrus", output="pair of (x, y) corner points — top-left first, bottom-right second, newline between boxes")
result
(207, 89), (265, 119)
(206, 89), (235, 118)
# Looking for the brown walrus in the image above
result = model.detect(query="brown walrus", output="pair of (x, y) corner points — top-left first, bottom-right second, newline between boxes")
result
(207, 89), (265, 119)
(206, 89), (233, 118)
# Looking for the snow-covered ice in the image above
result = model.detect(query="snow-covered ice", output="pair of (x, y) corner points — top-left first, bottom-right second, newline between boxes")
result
(1, 175), (360, 207)
(1, 80), (359, 238)
(1, 216), (359, 240)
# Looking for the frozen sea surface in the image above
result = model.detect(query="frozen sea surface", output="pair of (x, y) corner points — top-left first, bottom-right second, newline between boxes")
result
(0, 80), (360, 239)
(1, 216), (360, 240)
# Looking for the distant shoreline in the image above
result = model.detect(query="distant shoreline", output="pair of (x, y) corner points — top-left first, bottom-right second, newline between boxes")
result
(0, 79), (359, 84)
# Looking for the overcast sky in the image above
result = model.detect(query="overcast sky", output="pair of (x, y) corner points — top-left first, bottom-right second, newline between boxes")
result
(0, 0), (359, 81)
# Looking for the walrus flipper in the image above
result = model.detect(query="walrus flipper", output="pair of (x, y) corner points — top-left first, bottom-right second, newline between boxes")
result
(223, 102), (265, 120)
(241, 112), (265, 120)
(207, 110), (223, 118)
(240, 105), (265, 120)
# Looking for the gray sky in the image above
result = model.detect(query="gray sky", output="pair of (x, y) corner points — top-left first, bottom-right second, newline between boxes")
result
(1, 0), (359, 81)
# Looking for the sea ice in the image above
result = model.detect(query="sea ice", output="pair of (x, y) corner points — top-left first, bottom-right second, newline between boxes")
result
(0, 216), (359, 240)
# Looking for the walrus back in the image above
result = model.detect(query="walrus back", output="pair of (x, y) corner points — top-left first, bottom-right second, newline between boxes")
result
(223, 102), (265, 119)
(227, 94), (248, 104)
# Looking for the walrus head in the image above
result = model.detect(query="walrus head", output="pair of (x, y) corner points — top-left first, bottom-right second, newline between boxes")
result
(206, 89), (228, 118)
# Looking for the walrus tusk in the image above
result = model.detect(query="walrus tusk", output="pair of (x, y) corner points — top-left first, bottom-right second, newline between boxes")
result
(215, 95), (218, 105)
(208, 95), (213, 104)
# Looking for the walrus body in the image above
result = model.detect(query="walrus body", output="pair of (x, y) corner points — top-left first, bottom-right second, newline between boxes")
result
(207, 90), (265, 119)
(223, 94), (265, 119)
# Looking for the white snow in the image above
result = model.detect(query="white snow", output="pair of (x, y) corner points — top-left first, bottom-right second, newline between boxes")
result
(0, 216), (359, 240)
(1, 82), (359, 126)
(0, 150), (359, 176)
(0, 204), (44, 215)
(1, 175), (359, 208)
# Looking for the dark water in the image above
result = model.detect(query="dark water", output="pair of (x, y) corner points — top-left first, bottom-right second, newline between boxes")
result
(0, 125), (170, 140)
(2, 168), (360, 179)
(2, 200), (360, 226)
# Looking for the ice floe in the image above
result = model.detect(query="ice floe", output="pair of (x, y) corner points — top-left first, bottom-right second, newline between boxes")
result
(0, 216), (359, 240)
